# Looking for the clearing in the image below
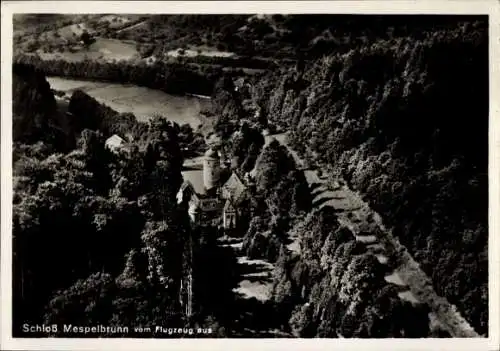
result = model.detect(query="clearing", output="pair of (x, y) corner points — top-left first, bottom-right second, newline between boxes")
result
(35, 37), (139, 62)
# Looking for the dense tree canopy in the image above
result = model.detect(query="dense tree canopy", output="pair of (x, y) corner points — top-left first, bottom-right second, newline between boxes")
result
(240, 138), (311, 263)
(11, 69), (219, 335)
(271, 208), (430, 338)
(15, 54), (222, 96)
(13, 63), (74, 150)
(250, 18), (488, 334)
(12, 14), (489, 338)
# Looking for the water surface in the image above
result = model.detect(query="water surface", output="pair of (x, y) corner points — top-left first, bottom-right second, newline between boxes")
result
(48, 76), (211, 128)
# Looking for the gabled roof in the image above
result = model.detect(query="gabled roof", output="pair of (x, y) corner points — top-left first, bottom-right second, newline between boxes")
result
(222, 172), (247, 203)
(179, 181), (197, 197)
(105, 134), (125, 149)
(177, 181), (199, 204)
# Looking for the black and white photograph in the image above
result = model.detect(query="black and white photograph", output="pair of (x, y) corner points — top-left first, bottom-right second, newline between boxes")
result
(1, 1), (499, 350)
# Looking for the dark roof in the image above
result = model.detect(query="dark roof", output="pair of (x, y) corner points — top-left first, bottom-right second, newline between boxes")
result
(222, 173), (247, 204)
(199, 198), (223, 212)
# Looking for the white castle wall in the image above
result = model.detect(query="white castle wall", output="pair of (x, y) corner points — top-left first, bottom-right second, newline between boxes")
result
(203, 152), (220, 191)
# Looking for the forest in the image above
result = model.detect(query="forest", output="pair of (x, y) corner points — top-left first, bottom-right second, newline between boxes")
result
(236, 17), (488, 334)
(14, 54), (222, 96)
(12, 63), (236, 337)
(271, 208), (432, 338)
(11, 61), (313, 337)
(17, 15), (485, 101)
(100, 14), (487, 60)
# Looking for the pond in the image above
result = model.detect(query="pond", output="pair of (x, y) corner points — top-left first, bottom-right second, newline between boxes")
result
(47, 76), (211, 129)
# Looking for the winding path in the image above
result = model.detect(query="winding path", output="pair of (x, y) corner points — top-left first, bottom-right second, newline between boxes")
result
(264, 132), (479, 338)
(218, 238), (291, 337)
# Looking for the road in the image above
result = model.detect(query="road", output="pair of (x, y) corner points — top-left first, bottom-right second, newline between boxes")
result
(218, 238), (291, 337)
(192, 131), (478, 338)
(116, 20), (147, 34)
(264, 132), (479, 338)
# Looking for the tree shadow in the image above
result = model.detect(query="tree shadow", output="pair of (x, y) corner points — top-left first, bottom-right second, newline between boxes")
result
(239, 273), (273, 285)
(311, 188), (330, 197)
(343, 206), (364, 214)
(237, 260), (273, 277)
(312, 196), (345, 209)
(182, 164), (203, 171)
(205, 237), (293, 337)
(308, 182), (324, 193)
(227, 293), (291, 337)
(366, 243), (385, 254)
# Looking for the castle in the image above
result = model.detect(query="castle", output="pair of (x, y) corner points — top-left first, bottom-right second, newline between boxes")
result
(176, 147), (251, 233)
(176, 148), (252, 319)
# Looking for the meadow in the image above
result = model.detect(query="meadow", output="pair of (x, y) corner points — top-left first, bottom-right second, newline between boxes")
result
(34, 37), (140, 62)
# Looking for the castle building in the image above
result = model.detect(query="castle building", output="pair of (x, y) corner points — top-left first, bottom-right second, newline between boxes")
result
(177, 148), (249, 233)
(177, 146), (253, 318)
(203, 148), (221, 191)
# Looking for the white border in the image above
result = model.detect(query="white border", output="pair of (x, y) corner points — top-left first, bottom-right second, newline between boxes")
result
(1, 1), (499, 350)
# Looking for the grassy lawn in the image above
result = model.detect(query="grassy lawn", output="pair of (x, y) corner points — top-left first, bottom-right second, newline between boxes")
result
(41, 22), (92, 41)
(34, 37), (140, 62)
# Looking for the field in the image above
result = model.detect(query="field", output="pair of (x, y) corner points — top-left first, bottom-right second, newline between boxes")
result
(90, 38), (139, 60)
(15, 14), (142, 63)
(14, 14), (277, 70)
(47, 77), (211, 128)
(34, 37), (140, 62)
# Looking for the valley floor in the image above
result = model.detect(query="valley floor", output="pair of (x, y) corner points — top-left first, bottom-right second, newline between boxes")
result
(218, 238), (291, 337)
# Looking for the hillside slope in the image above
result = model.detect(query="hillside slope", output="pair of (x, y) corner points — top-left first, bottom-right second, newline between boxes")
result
(13, 63), (71, 149)
(246, 18), (488, 335)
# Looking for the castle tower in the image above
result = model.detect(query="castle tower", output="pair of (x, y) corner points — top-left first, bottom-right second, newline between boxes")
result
(203, 148), (221, 191)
